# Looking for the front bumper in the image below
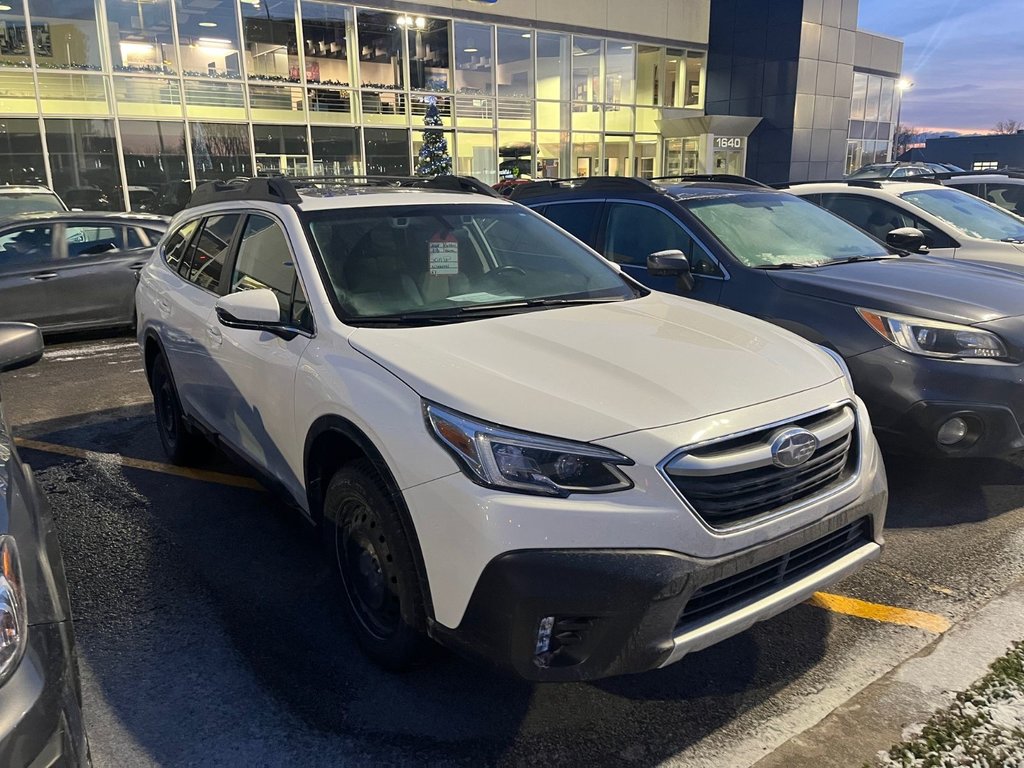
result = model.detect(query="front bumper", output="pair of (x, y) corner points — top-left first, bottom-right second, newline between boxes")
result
(848, 344), (1024, 457)
(0, 619), (89, 767)
(429, 490), (885, 682)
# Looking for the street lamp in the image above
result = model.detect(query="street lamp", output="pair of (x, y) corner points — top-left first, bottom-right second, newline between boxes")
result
(894, 78), (914, 159)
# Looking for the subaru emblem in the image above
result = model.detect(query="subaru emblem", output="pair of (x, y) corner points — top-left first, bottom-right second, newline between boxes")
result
(770, 428), (819, 468)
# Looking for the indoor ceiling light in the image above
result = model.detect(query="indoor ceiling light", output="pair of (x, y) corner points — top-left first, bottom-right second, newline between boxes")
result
(415, 16), (426, 28)
(198, 37), (231, 45)
(620, 45), (632, 50)
(0, 5), (12, 11)
(463, 47), (478, 53)
(521, 33), (531, 38)
(198, 21), (218, 28)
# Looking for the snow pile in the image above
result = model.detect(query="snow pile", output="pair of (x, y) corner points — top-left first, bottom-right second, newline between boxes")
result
(877, 642), (1024, 768)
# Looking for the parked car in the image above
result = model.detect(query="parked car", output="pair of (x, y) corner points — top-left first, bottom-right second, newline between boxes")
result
(784, 180), (1024, 268)
(0, 185), (67, 216)
(931, 171), (1024, 217)
(514, 176), (1024, 458)
(61, 187), (111, 211)
(136, 176), (886, 681)
(0, 323), (90, 765)
(846, 162), (963, 180)
(0, 211), (168, 333)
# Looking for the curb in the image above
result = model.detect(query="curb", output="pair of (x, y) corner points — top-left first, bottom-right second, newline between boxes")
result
(752, 577), (1024, 768)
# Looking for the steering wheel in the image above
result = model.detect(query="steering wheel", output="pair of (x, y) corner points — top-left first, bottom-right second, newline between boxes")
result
(490, 265), (527, 279)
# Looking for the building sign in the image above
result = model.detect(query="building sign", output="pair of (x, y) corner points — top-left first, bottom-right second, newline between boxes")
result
(714, 136), (745, 150)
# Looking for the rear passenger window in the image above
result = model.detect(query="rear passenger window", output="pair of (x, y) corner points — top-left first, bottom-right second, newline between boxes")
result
(64, 225), (120, 257)
(163, 220), (199, 272)
(232, 215), (299, 323)
(541, 201), (603, 246)
(181, 214), (240, 292)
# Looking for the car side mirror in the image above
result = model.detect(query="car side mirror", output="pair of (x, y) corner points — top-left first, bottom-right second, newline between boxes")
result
(216, 289), (297, 340)
(647, 249), (695, 292)
(0, 323), (43, 373)
(886, 227), (929, 253)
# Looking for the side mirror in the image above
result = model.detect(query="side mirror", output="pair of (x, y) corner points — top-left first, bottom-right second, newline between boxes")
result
(0, 323), (43, 373)
(886, 227), (928, 253)
(216, 289), (296, 339)
(647, 249), (695, 292)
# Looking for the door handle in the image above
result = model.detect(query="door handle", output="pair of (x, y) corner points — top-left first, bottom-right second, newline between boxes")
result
(30, 272), (59, 281)
(156, 299), (171, 314)
(129, 261), (147, 271)
(206, 325), (223, 345)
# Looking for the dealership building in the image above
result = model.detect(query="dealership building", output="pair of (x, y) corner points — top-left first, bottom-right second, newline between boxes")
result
(0, 0), (901, 212)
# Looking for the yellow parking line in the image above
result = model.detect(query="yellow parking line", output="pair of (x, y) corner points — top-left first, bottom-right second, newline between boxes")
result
(14, 437), (263, 492)
(808, 592), (951, 634)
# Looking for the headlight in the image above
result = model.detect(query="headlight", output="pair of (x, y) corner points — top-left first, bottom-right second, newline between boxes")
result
(857, 308), (1009, 360)
(424, 403), (634, 496)
(0, 536), (26, 685)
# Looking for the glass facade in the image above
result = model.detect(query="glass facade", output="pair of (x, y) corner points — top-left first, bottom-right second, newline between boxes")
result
(846, 72), (898, 173)
(0, 2), (707, 212)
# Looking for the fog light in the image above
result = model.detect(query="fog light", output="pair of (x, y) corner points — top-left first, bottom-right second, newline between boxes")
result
(937, 417), (969, 446)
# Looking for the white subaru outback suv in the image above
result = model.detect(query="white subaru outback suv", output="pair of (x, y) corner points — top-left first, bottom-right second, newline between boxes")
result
(136, 176), (887, 681)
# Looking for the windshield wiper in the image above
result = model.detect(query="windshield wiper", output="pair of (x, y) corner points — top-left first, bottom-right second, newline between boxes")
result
(349, 297), (627, 326)
(458, 296), (626, 312)
(753, 262), (822, 270)
(818, 254), (902, 266)
(1000, 237), (1024, 244)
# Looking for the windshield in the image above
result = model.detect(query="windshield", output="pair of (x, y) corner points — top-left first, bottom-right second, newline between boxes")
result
(684, 192), (891, 268)
(901, 188), (1024, 242)
(0, 192), (64, 215)
(303, 203), (637, 323)
(847, 164), (896, 180)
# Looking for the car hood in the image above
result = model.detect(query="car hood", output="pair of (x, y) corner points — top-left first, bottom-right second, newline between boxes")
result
(348, 293), (842, 442)
(767, 256), (1024, 325)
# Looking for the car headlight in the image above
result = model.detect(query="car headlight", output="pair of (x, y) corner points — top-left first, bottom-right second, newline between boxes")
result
(0, 536), (26, 685)
(857, 308), (1009, 360)
(424, 403), (634, 496)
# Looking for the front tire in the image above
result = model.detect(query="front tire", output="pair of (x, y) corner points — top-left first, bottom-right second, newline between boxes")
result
(149, 353), (207, 465)
(323, 460), (427, 670)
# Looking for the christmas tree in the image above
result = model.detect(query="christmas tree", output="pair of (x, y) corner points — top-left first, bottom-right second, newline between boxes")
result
(416, 96), (453, 176)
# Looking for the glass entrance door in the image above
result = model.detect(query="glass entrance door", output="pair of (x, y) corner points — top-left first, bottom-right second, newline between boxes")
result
(712, 148), (744, 175)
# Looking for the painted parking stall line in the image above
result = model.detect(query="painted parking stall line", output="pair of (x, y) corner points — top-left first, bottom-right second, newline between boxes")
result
(807, 592), (951, 634)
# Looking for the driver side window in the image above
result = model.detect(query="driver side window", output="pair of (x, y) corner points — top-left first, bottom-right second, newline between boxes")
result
(604, 202), (723, 276)
(818, 194), (957, 249)
(0, 226), (54, 265)
(232, 215), (310, 330)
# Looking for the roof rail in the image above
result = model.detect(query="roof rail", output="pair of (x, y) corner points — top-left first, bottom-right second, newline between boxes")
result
(186, 174), (499, 208)
(508, 176), (661, 200)
(651, 174), (769, 188)
(775, 177), (944, 190)
(924, 170), (1024, 181)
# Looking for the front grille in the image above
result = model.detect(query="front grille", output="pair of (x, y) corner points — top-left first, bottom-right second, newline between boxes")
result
(676, 517), (872, 630)
(662, 404), (858, 529)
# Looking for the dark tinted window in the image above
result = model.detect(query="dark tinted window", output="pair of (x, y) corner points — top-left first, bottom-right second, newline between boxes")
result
(182, 214), (240, 292)
(63, 224), (121, 257)
(164, 220), (199, 272)
(604, 202), (722, 276)
(981, 183), (1024, 215)
(232, 215), (297, 322)
(541, 201), (602, 246)
(0, 226), (54, 265)
(817, 193), (958, 249)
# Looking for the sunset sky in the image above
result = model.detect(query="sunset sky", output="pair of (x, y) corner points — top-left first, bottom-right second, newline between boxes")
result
(857, 0), (1024, 135)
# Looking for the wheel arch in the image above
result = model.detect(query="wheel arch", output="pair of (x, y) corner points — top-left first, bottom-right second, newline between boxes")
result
(304, 415), (435, 620)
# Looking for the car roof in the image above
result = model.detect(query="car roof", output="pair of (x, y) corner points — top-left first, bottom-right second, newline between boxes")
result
(0, 210), (170, 227)
(784, 180), (946, 194)
(294, 187), (514, 211)
(0, 185), (58, 195)
(943, 173), (1024, 183)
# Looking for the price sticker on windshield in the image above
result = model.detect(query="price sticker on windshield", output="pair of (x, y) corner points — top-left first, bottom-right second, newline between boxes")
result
(429, 235), (459, 275)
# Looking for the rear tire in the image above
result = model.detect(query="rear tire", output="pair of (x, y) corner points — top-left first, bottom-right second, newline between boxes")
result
(322, 460), (427, 671)
(150, 353), (208, 465)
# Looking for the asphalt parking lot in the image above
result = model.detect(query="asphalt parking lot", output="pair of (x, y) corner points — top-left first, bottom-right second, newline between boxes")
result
(5, 335), (1024, 767)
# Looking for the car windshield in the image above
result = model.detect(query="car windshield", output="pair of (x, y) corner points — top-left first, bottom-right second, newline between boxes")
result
(684, 192), (891, 268)
(847, 164), (896, 179)
(0, 192), (64, 215)
(303, 203), (637, 323)
(901, 188), (1024, 242)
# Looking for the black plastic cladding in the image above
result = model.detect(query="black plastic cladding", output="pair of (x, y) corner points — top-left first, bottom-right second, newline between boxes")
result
(186, 174), (500, 209)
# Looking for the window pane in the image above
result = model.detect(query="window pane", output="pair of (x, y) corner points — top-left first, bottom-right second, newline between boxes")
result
(0, 119), (47, 185)
(413, 128), (452, 176)
(164, 220), (199, 272)
(605, 203), (692, 266)
(604, 134), (632, 176)
(185, 214), (239, 291)
(46, 119), (125, 210)
(191, 122), (252, 181)
(864, 75), (882, 122)
(302, 2), (352, 86)
(360, 89), (409, 126)
(249, 84), (307, 123)
(636, 45), (662, 106)
(536, 32), (569, 102)
(114, 77), (184, 119)
(64, 225), (120, 258)
(311, 126), (360, 175)
(572, 133), (600, 177)
(542, 202), (602, 245)
(184, 81), (245, 120)
(604, 104), (633, 133)
(38, 73), (110, 116)
(357, 10), (404, 90)
(233, 215), (295, 320)
(497, 27), (533, 98)
(635, 136), (659, 178)
(119, 120), (190, 214)
(254, 124), (309, 176)
(498, 131), (532, 180)
(982, 183), (1024, 215)
(242, 0), (299, 84)
(454, 95), (493, 129)
(850, 73), (867, 121)
(605, 41), (635, 104)
(572, 36), (602, 103)
(453, 131), (496, 184)
(879, 77), (895, 124)
(29, 0), (102, 70)
(455, 22), (493, 96)
(0, 4), (31, 67)
(0, 227), (53, 263)
(664, 49), (683, 107)
(684, 50), (705, 108)
(536, 131), (566, 178)
(407, 17), (450, 92)
(0, 72), (36, 116)
(106, 0), (177, 74)
(308, 87), (355, 123)
(176, 0), (243, 78)
(364, 127), (409, 175)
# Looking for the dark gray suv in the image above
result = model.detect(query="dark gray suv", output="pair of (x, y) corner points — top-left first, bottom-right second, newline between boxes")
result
(516, 176), (1024, 458)
(0, 323), (89, 765)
